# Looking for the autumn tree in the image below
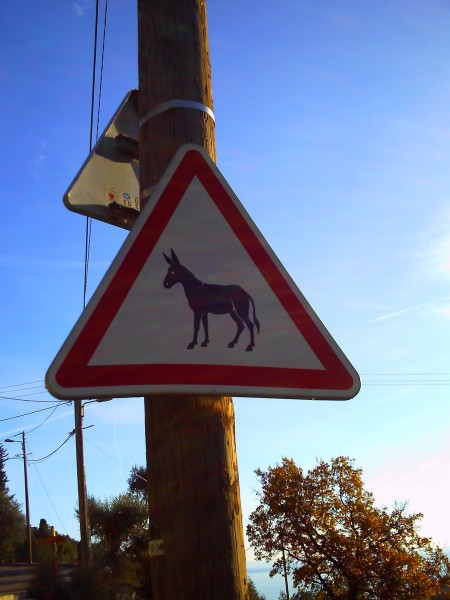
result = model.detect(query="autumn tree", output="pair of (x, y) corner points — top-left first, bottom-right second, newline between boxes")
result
(247, 456), (450, 600)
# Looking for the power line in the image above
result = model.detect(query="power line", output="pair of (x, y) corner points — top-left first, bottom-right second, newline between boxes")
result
(29, 458), (69, 535)
(83, 0), (100, 310)
(0, 380), (43, 391)
(89, 0), (100, 154)
(361, 372), (450, 376)
(362, 373), (450, 386)
(84, 433), (122, 466)
(4, 371), (450, 390)
(364, 381), (450, 386)
(0, 404), (68, 423)
(95, 0), (108, 142)
(25, 406), (61, 434)
(28, 433), (74, 464)
(0, 384), (45, 394)
(83, 0), (108, 309)
(0, 395), (64, 403)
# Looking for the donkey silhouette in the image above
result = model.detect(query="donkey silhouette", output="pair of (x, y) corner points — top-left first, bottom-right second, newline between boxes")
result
(163, 249), (260, 351)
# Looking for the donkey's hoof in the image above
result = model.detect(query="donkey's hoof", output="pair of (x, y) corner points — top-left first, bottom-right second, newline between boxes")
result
(246, 345), (254, 352)
(201, 341), (208, 347)
(187, 342), (195, 349)
(227, 342), (236, 348)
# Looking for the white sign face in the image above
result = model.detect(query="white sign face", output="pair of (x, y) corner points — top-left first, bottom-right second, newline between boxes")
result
(46, 145), (360, 401)
(64, 89), (140, 230)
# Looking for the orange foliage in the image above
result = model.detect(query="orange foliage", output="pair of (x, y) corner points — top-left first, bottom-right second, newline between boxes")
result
(247, 457), (449, 599)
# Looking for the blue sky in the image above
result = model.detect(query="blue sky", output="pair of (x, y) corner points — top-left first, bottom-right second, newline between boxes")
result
(1, 1), (450, 597)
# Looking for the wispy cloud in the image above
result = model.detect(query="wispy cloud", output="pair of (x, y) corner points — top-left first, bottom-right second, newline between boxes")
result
(94, 398), (144, 426)
(32, 140), (47, 181)
(73, 2), (88, 17)
(415, 211), (450, 280)
(368, 305), (419, 323)
(73, 1), (96, 17)
(368, 297), (450, 323)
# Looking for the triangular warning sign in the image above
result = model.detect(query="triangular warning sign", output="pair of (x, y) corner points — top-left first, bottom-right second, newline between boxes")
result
(46, 145), (360, 401)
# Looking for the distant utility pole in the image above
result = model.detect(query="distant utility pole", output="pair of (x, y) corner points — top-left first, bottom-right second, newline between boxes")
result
(74, 401), (90, 565)
(21, 431), (32, 566)
(138, 1), (248, 598)
(5, 432), (32, 564)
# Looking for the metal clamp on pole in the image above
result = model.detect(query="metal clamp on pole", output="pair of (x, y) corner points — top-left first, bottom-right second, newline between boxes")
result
(140, 185), (155, 202)
(139, 99), (215, 127)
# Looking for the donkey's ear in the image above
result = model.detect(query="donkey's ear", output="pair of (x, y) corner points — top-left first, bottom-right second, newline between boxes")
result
(170, 249), (180, 265)
(163, 252), (173, 265)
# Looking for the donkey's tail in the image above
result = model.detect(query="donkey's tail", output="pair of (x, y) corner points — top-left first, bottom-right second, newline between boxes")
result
(249, 295), (260, 334)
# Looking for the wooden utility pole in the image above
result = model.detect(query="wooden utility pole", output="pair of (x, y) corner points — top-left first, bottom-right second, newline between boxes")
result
(138, 1), (248, 598)
(74, 400), (90, 565)
(5, 434), (32, 564)
(21, 432), (32, 565)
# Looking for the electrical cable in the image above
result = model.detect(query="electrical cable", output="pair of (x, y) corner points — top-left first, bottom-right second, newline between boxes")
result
(0, 384), (45, 394)
(29, 457), (69, 535)
(4, 2), (113, 548)
(0, 394), (64, 403)
(0, 380), (43, 390)
(28, 433), (74, 464)
(25, 406), (61, 434)
(83, 0), (99, 310)
(83, 0), (108, 310)
(89, 0), (100, 154)
(361, 372), (450, 376)
(95, 0), (108, 142)
(0, 405), (68, 423)
(364, 381), (450, 386)
(83, 433), (122, 466)
(83, 433), (148, 483)
(3, 371), (450, 392)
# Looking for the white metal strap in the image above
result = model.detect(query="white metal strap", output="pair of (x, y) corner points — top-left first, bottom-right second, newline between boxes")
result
(140, 99), (215, 127)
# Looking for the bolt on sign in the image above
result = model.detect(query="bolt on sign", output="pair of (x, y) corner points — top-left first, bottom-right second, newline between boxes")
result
(46, 145), (360, 401)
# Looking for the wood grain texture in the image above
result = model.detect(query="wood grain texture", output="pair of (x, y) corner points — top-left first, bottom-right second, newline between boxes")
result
(138, 1), (248, 597)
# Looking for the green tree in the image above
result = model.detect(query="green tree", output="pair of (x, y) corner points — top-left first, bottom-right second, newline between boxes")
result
(0, 489), (26, 561)
(88, 492), (149, 561)
(31, 518), (53, 563)
(0, 443), (8, 491)
(247, 456), (450, 600)
(31, 518), (78, 564)
(127, 464), (148, 503)
(248, 576), (266, 600)
(85, 489), (151, 596)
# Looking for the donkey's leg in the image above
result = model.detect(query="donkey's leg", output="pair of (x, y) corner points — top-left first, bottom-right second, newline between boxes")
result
(200, 313), (209, 347)
(235, 303), (255, 351)
(227, 310), (244, 348)
(241, 315), (255, 351)
(187, 312), (201, 349)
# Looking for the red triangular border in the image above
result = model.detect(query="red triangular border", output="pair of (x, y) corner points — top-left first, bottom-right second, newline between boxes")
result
(48, 146), (360, 400)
